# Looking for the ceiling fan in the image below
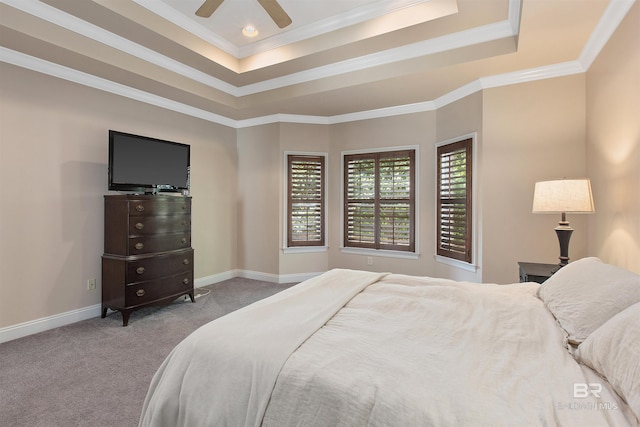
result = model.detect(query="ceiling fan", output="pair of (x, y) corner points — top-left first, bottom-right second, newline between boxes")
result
(195, 0), (292, 29)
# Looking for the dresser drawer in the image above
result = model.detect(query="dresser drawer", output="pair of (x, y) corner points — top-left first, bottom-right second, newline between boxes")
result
(125, 272), (193, 307)
(129, 233), (191, 255)
(128, 199), (190, 216)
(128, 215), (190, 235)
(126, 250), (193, 283)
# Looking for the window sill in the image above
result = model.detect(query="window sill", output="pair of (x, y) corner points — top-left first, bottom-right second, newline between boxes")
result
(434, 255), (477, 272)
(283, 246), (328, 254)
(340, 247), (419, 260)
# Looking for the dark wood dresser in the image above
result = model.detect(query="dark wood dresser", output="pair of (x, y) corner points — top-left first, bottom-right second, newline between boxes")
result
(101, 194), (194, 326)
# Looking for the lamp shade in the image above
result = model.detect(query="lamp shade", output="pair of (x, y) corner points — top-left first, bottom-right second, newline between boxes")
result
(532, 179), (595, 213)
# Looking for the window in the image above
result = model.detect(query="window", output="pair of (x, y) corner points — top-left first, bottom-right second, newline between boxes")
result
(287, 154), (325, 247)
(437, 138), (472, 263)
(344, 149), (415, 252)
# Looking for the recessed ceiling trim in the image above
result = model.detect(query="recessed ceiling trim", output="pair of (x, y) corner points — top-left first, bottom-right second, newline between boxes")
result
(479, 61), (585, 90)
(132, 0), (239, 57)
(237, 20), (516, 96)
(0, 46), (591, 130)
(235, 0), (436, 58)
(0, 47), (238, 128)
(3, 0), (517, 98)
(134, 0), (434, 59)
(578, 0), (635, 68)
(2, 0), (239, 93)
(1, 0), (631, 128)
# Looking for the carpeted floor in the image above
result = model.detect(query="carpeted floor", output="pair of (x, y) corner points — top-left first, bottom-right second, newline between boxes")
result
(0, 278), (296, 427)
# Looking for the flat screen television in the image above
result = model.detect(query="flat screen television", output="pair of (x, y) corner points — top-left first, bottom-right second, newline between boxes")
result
(108, 130), (190, 194)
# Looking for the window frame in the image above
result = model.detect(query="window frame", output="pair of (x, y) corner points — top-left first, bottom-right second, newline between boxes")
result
(342, 146), (417, 255)
(435, 135), (476, 269)
(283, 152), (328, 253)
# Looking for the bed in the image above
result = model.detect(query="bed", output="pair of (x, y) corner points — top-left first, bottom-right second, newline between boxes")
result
(139, 257), (640, 426)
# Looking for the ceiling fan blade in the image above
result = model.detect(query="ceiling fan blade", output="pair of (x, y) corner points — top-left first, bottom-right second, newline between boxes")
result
(195, 0), (224, 18)
(257, 0), (292, 28)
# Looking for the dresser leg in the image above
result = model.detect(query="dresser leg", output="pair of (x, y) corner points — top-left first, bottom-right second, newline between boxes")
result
(101, 307), (108, 318)
(121, 310), (131, 327)
(188, 292), (195, 303)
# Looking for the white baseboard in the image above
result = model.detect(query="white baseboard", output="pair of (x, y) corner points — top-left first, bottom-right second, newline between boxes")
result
(194, 270), (238, 287)
(0, 304), (103, 344)
(0, 269), (325, 344)
(236, 269), (323, 284)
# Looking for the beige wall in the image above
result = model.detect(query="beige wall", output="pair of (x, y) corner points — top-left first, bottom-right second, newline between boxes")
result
(586, 1), (640, 274)
(482, 75), (589, 283)
(236, 124), (280, 276)
(0, 63), (238, 328)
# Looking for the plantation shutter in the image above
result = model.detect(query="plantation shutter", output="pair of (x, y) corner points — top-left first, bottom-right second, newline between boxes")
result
(437, 139), (472, 262)
(288, 155), (325, 247)
(344, 150), (415, 251)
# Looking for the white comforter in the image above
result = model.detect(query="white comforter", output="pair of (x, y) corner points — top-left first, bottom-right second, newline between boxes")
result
(140, 270), (639, 427)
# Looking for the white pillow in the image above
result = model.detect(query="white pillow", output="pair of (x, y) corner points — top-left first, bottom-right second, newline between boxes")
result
(537, 257), (640, 344)
(576, 302), (640, 419)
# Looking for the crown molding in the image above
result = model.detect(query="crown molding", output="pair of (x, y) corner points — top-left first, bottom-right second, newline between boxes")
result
(236, 19), (515, 96)
(133, 0), (432, 59)
(0, 47), (238, 128)
(132, 0), (239, 57)
(0, 0), (633, 128)
(578, 0), (636, 69)
(0, 45), (607, 129)
(1, 0), (516, 96)
(235, 0), (435, 58)
(1, 0), (239, 92)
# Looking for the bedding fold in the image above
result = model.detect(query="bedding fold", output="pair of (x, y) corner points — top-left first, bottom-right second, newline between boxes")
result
(261, 274), (639, 426)
(138, 269), (387, 427)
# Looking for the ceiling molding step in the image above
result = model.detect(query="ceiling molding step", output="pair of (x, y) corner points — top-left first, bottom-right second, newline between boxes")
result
(0, 47), (238, 128)
(237, 114), (331, 128)
(2, 0), (240, 94)
(507, 0), (522, 34)
(432, 80), (485, 110)
(236, 20), (516, 96)
(132, 0), (239, 58)
(133, 0), (434, 59)
(479, 61), (585, 90)
(3, 0), (513, 97)
(329, 101), (437, 124)
(234, 0), (437, 58)
(0, 46), (604, 129)
(578, 0), (636, 69)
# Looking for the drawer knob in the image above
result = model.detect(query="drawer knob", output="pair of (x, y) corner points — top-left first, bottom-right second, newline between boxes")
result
(135, 222), (144, 230)
(181, 238), (188, 244)
(136, 289), (145, 297)
(135, 204), (145, 212)
(135, 242), (144, 250)
(182, 205), (186, 210)
(183, 278), (190, 285)
(136, 267), (145, 274)
(183, 259), (190, 265)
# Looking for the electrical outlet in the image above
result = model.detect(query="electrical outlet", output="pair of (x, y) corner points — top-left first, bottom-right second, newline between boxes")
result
(87, 278), (97, 291)
(367, 256), (373, 266)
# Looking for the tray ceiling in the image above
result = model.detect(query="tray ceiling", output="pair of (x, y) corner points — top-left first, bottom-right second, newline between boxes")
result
(0, 0), (634, 125)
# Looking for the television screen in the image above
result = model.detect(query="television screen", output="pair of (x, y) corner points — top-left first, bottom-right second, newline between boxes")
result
(108, 130), (190, 193)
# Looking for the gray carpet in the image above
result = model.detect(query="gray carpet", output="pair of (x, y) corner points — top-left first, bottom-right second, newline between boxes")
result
(0, 278), (296, 427)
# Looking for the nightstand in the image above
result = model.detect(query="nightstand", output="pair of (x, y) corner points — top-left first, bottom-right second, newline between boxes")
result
(518, 262), (558, 284)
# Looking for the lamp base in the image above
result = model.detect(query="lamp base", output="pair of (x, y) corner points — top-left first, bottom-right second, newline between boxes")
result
(554, 225), (573, 267)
